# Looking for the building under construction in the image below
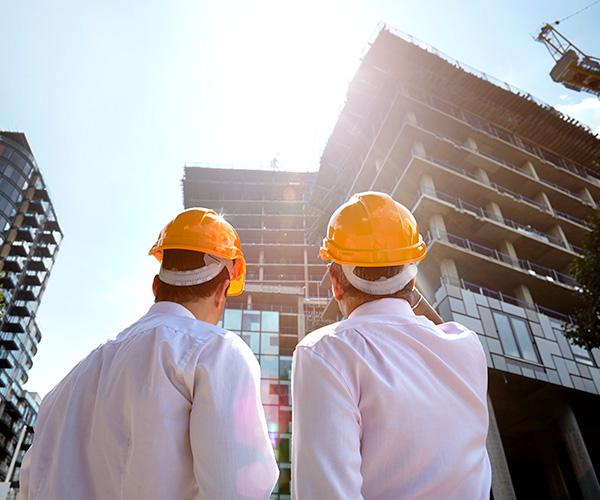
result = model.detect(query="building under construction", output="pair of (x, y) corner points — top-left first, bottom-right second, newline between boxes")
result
(310, 28), (600, 499)
(183, 28), (600, 500)
(183, 166), (328, 498)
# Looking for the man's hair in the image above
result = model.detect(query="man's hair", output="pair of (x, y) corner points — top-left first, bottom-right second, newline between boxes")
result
(329, 262), (413, 308)
(154, 249), (230, 303)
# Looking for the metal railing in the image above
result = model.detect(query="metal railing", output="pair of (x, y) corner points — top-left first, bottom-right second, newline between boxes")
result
(412, 186), (582, 253)
(413, 152), (592, 230)
(399, 83), (600, 184)
(425, 228), (577, 288)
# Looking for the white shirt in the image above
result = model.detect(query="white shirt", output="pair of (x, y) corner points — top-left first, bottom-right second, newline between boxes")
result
(292, 298), (491, 500)
(19, 302), (279, 500)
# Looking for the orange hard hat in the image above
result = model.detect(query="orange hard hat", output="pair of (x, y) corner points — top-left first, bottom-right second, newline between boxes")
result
(320, 192), (426, 266)
(149, 208), (246, 296)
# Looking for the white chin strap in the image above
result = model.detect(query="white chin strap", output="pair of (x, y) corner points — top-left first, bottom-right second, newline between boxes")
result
(159, 254), (233, 287)
(341, 263), (418, 295)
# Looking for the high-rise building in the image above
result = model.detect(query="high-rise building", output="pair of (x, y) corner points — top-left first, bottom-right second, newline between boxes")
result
(183, 166), (329, 498)
(309, 28), (600, 498)
(0, 132), (62, 490)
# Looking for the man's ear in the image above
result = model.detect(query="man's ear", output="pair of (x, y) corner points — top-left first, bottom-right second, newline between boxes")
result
(408, 277), (416, 290)
(214, 279), (230, 308)
(329, 269), (344, 301)
(152, 275), (160, 299)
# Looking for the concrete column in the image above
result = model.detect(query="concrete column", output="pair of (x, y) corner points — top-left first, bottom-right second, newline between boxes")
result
(538, 438), (569, 500)
(419, 174), (435, 195)
(558, 404), (600, 499)
(464, 136), (478, 151)
(246, 294), (253, 309)
(487, 395), (517, 500)
(534, 192), (554, 213)
(429, 214), (447, 240)
(297, 296), (306, 340)
(514, 284), (534, 306)
(475, 167), (490, 184)
(412, 141), (426, 157)
(439, 258), (460, 281)
(303, 248), (309, 298)
(485, 201), (503, 222)
(259, 250), (265, 281)
(522, 161), (540, 180)
(578, 187), (596, 206)
(499, 240), (519, 266)
(548, 224), (570, 249)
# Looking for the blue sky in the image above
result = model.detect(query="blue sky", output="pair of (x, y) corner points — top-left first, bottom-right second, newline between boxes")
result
(2, 0), (599, 396)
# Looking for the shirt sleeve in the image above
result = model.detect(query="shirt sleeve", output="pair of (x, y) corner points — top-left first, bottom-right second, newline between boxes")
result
(291, 346), (363, 500)
(16, 448), (31, 500)
(189, 336), (279, 499)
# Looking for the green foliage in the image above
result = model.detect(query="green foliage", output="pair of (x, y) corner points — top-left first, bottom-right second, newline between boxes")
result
(565, 207), (600, 350)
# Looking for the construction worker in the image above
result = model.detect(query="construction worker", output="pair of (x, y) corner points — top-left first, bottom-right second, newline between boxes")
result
(292, 192), (491, 499)
(19, 208), (279, 500)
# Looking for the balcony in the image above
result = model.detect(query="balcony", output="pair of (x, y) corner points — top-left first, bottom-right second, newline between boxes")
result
(1, 321), (24, 334)
(411, 187), (581, 267)
(27, 200), (45, 215)
(38, 231), (59, 245)
(2, 258), (23, 274)
(391, 153), (591, 245)
(0, 350), (13, 370)
(0, 275), (17, 290)
(44, 219), (60, 232)
(15, 289), (36, 302)
(27, 259), (47, 272)
(423, 228), (577, 312)
(15, 228), (33, 242)
(8, 243), (29, 258)
(0, 334), (19, 351)
(33, 245), (53, 258)
(21, 213), (42, 229)
(399, 83), (600, 189)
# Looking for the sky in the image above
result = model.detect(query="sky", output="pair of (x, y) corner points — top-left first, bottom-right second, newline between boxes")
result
(1, 0), (599, 397)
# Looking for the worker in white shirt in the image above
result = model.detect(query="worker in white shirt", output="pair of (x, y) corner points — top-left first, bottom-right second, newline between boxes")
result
(292, 192), (491, 500)
(19, 208), (279, 500)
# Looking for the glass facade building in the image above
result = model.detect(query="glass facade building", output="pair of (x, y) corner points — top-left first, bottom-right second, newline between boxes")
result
(0, 132), (62, 489)
(220, 308), (292, 497)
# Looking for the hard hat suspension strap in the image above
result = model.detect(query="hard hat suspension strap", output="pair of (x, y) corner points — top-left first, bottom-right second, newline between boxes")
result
(341, 263), (418, 295)
(159, 254), (234, 287)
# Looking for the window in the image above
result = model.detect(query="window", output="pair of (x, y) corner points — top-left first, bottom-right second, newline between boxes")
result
(242, 311), (261, 331)
(241, 331), (260, 354)
(493, 312), (539, 362)
(261, 333), (278, 355)
(223, 309), (241, 331)
(571, 343), (595, 366)
(261, 355), (279, 379)
(261, 311), (279, 332)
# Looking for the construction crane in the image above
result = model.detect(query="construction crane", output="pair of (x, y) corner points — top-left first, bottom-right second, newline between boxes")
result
(536, 22), (600, 97)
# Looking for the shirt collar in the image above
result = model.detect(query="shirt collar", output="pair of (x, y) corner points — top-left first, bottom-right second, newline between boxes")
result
(147, 301), (197, 320)
(348, 297), (415, 320)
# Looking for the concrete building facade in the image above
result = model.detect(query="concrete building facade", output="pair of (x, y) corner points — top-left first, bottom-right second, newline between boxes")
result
(183, 166), (328, 498)
(310, 29), (600, 499)
(0, 132), (62, 491)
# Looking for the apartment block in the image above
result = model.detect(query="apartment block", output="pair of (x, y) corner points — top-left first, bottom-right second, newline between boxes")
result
(183, 166), (328, 498)
(0, 132), (62, 490)
(309, 28), (600, 499)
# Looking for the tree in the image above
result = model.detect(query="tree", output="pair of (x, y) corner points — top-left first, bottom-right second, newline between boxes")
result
(565, 207), (600, 350)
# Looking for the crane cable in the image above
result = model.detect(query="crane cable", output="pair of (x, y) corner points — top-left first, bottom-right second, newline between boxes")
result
(554, 0), (600, 25)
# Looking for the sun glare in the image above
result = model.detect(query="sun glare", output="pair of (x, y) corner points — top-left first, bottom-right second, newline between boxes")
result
(211, 0), (366, 171)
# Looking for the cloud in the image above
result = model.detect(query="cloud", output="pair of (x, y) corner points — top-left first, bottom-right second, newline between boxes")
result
(555, 97), (600, 135)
